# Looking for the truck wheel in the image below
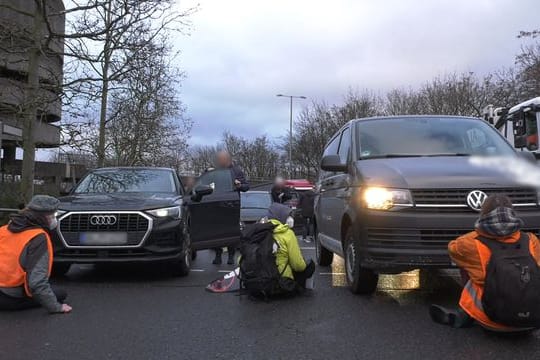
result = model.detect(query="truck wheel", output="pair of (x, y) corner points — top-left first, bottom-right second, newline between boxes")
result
(344, 227), (378, 295)
(315, 227), (333, 266)
(172, 229), (191, 277)
(52, 263), (71, 277)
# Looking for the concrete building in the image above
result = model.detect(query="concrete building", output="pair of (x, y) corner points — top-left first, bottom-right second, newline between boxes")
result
(0, 0), (65, 166)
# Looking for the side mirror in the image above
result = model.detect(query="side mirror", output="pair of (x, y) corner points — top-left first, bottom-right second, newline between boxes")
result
(514, 135), (527, 149)
(321, 155), (347, 172)
(60, 183), (74, 196)
(191, 185), (213, 202)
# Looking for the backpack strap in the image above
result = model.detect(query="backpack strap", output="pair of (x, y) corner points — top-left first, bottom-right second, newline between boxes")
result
(477, 232), (530, 255)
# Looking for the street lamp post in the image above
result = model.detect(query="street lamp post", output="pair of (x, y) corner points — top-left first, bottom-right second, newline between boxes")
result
(276, 94), (306, 178)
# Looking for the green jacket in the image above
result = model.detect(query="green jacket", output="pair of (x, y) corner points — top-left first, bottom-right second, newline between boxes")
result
(270, 219), (307, 280)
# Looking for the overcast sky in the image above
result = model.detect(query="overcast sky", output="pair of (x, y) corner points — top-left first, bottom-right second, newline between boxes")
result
(175, 0), (538, 146)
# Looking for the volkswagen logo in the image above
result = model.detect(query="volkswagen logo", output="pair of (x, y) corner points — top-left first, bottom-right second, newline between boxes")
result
(466, 190), (488, 211)
(90, 215), (117, 226)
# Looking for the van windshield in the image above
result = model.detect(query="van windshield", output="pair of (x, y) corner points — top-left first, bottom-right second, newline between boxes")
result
(356, 117), (516, 159)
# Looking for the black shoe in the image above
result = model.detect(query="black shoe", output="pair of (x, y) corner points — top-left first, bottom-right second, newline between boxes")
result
(212, 256), (222, 265)
(429, 304), (456, 326)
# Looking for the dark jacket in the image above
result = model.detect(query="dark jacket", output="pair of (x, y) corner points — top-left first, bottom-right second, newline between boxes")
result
(0, 212), (62, 313)
(230, 164), (250, 192)
(298, 190), (315, 218)
(271, 186), (292, 204)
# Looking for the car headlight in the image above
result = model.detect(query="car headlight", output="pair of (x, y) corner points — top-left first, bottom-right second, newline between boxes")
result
(362, 187), (412, 210)
(55, 210), (67, 217)
(146, 206), (181, 219)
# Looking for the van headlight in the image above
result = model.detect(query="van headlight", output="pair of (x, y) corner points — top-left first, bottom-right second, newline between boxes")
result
(362, 187), (413, 210)
(146, 206), (181, 219)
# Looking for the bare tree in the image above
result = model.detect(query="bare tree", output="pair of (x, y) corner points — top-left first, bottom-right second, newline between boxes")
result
(63, 0), (196, 167)
(106, 38), (191, 167)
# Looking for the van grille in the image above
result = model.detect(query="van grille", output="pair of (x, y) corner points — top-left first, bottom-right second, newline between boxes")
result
(411, 188), (537, 206)
(367, 228), (540, 250)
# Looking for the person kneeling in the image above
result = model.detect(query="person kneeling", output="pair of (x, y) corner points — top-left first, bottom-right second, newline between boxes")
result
(239, 203), (315, 298)
(430, 194), (540, 332)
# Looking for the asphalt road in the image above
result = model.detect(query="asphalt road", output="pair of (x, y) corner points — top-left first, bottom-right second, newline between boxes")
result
(1, 243), (540, 360)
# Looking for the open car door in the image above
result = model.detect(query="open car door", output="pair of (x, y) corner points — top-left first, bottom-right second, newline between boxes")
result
(188, 169), (241, 250)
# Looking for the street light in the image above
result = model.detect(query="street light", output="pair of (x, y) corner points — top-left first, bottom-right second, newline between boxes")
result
(276, 94), (307, 178)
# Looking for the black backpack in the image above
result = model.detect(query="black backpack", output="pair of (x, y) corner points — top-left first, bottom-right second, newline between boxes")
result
(239, 222), (286, 297)
(479, 232), (540, 328)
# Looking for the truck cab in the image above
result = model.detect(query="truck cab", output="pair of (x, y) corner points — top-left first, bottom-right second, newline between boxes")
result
(484, 97), (540, 157)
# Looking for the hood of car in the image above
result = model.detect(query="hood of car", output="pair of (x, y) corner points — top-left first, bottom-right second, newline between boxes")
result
(58, 193), (182, 212)
(240, 207), (268, 222)
(355, 156), (521, 189)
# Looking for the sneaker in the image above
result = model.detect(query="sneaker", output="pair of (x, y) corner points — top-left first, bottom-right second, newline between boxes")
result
(303, 236), (313, 243)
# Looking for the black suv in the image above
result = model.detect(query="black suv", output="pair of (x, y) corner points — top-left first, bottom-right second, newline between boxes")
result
(315, 116), (540, 294)
(53, 167), (241, 275)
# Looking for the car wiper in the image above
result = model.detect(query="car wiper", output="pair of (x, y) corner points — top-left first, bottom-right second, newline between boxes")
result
(423, 153), (471, 157)
(360, 154), (426, 159)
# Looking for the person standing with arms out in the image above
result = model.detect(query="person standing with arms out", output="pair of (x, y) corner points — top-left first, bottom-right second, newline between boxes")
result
(213, 150), (250, 265)
(430, 194), (540, 332)
(270, 176), (292, 204)
(0, 195), (72, 314)
(298, 189), (316, 243)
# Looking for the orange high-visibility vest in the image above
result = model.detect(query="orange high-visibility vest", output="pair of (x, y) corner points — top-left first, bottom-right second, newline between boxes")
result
(459, 233), (530, 331)
(0, 226), (53, 297)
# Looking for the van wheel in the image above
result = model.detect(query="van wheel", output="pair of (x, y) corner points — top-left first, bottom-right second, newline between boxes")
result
(52, 263), (71, 277)
(315, 227), (333, 266)
(344, 227), (378, 295)
(172, 228), (191, 276)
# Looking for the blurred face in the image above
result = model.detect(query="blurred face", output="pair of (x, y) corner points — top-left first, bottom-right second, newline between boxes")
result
(216, 152), (232, 168)
(274, 177), (285, 187)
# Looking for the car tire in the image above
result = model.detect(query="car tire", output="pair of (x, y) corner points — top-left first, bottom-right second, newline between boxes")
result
(315, 226), (333, 266)
(51, 263), (71, 277)
(191, 250), (198, 261)
(344, 227), (378, 295)
(172, 228), (191, 277)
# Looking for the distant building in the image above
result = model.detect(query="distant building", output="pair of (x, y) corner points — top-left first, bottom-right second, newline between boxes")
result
(0, 0), (65, 166)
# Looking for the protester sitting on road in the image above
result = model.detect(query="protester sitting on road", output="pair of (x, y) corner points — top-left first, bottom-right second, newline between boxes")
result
(430, 194), (540, 332)
(298, 189), (316, 243)
(212, 150), (250, 265)
(0, 195), (72, 314)
(270, 176), (292, 204)
(267, 203), (315, 291)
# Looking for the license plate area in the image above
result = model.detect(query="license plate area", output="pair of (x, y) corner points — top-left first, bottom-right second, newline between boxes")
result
(80, 232), (128, 246)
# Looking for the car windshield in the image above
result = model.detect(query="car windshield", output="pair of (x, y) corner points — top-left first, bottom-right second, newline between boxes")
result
(356, 117), (516, 159)
(74, 169), (177, 194)
(241, 192), (272, 209)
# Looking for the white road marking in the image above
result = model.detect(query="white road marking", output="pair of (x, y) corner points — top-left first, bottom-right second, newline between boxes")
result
(191, 269), (205, 272)
(218, 270), (234, 273)
(300, 247), (315, 250)
(319, 272), (345, 275)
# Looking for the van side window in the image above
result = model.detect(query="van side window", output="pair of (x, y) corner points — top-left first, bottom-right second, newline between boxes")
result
(338, 127), (351, 162)
(320, 135), (340, 180)
(323, 135), (340, 157)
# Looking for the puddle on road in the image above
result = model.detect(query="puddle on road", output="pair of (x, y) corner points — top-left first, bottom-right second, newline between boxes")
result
(325, 256), (461, 305)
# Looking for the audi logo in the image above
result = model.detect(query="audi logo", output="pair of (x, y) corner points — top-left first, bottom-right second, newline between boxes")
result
(90, 215), (117, 226)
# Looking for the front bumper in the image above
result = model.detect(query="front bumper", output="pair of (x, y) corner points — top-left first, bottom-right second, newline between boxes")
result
(356, 208), (540, 273)
(52, 216), (185, 264)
